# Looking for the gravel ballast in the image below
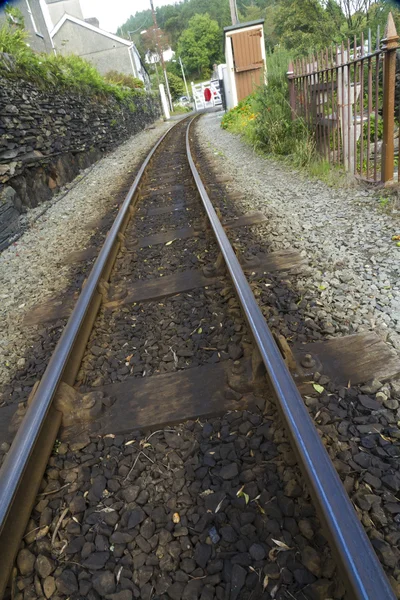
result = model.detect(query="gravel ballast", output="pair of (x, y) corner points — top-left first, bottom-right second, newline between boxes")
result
(0, 119), (171, 394)
(195, 112), (400, 352)
(14, 408), (341, 600)
(193, 112), (400, 596)
(5, 114), (400, 599)
(11, 117), (343, 600)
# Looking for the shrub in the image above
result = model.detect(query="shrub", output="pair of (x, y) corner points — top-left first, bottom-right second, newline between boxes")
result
(221, 97), (255, 133)
(172, 104), (191, 114)
(165, 72), (185, 99)
(0, 22), (146, 103)
(221, 47), (317, 167)
(104, 70), (144, 89)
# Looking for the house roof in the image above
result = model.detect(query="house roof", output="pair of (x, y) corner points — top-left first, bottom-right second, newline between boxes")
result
(223, 19), (265, 34)
(50, 13), (132, 46)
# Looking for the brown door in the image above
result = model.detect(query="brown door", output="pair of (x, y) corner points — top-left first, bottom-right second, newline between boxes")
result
(231, 27), (264, 102)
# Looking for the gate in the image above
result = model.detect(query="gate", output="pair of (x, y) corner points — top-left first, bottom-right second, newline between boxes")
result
(191, 80), (222, 111)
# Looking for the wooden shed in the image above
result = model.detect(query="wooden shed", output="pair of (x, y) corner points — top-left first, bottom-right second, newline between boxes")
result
(224, 19), (266, 108)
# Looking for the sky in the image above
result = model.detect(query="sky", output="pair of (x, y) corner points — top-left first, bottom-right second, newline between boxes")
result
(79, 0), (180, 33)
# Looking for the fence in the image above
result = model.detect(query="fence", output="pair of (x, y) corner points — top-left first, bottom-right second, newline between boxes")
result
(287, 13), (399, 184)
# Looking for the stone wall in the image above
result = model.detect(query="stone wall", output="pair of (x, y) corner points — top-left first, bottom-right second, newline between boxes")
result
(0, 70), (161, 249)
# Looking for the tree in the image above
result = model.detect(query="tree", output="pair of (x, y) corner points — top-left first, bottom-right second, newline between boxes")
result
(275, 0), (337, 56)
(141, 25), (170, 60)
(166, 71), (185, 99)
(177, 13), (222, 78)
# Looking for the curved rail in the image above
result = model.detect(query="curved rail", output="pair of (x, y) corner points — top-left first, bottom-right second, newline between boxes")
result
(186, 115), (395, 600)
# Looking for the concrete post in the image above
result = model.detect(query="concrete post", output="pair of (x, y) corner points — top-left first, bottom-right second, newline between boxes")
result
(159, 84), (170, 120)
(287, 61), (296, 120)
(381, 12), (399, 184)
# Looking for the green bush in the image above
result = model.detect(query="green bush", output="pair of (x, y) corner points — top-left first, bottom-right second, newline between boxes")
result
(0, 22), (146, 103)
(221, 47), (317, 167)
(104, 70), (144, 90)
(172, 104), (191, 114)
(221, 97), (254, 133)
(166, 72), (185, 99)
(362, 113), (384, 142)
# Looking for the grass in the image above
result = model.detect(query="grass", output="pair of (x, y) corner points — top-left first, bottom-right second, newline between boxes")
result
(0, 21), (147, 103)
(171, 105), (192, 115)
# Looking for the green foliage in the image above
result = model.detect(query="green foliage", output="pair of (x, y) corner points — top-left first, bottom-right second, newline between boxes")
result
(118, 0), (400, 78)
(166, 71), (185, 99)
(379, 195), (389, 208)
(275, 0), (337, 56)
(363, 114), (384, 142)
(171, 104), (191, 114)
(221, 48), (318, 169)
(177, 13), (222, 78)
(0, 23), (145, 103)
(251, 48), (299, 155)
(4, 4), (25, 28)
(104, 70), (144, 89)
(221, 97), (255, 133)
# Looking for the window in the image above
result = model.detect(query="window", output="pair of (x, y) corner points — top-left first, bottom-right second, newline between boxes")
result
(25, 0), (43, 37)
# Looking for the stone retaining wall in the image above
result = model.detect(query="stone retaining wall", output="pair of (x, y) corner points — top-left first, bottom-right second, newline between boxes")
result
(0, 73), (161, 249)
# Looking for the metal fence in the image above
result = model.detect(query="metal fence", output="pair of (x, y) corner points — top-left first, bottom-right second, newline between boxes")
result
(287, 13), (399, 184)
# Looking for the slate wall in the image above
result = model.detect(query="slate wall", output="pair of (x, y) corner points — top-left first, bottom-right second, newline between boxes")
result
(0, 67), (161, 249)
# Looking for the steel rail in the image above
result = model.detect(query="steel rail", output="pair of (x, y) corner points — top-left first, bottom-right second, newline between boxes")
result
(0, 118), (186, 597)
(186, 115), (395, 600)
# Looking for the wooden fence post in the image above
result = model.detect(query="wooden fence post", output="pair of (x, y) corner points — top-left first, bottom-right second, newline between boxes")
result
(381, 12), (399, 184)
(287, 61), (296, 120)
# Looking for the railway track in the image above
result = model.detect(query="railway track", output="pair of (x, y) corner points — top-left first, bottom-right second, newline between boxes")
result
(0, 115), (396, 599)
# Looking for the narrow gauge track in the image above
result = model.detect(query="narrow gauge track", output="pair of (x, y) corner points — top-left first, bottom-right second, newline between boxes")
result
(0, 116), (395, 599)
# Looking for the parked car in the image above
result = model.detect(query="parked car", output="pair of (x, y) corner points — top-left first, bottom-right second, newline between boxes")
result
(175, 95), (192, 108)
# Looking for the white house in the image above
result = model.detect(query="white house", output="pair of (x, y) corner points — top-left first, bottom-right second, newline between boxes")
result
(145, 46), (175, 65)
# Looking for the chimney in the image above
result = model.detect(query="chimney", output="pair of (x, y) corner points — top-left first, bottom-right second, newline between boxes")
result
(85, 17), (100, 28)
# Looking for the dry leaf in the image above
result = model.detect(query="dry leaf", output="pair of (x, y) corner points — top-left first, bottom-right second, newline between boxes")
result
(36, 526), (49, 540)
(263, 575), (269, 590)
(256, 502), (265, 515)
(237, 486), (249, 504)
(268, 548), (278, 561)
(249, 566), (257, 574)
(215, 497), (226, 513)
(199, 489), (214, 498)
(271, 538), (292, 550)
(270, 583), (279, 599)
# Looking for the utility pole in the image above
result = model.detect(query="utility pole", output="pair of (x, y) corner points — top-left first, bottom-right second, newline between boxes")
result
(149, 0), (173, 110)
(179, 56), (190, 99)
(229, 0), (238, 25)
